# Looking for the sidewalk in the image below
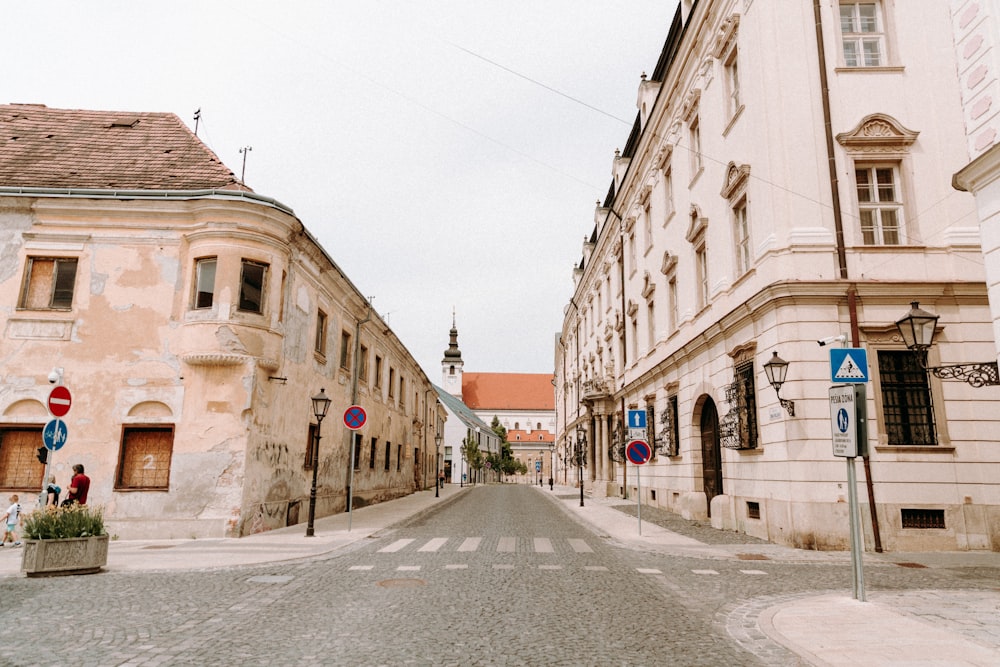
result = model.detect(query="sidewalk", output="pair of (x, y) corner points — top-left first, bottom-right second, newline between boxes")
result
(3, 483), (999, 665)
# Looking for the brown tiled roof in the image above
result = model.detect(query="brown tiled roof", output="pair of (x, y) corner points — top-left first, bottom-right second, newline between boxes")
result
(462, 372), (555, 411)
(0, 104), (243, 191)
(507, 429), (555, 444)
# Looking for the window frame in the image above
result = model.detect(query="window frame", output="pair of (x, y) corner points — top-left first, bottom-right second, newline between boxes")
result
(855, 164), (903, 246)
(238, 259), (268, 314)
(0, 426), (45, 490)
(839, 2), (886, 68)
(315, 310), (328, 357)
(305, 423), (318, 470)
(875, 349), (938, 446)
(339, 330), (352, 370)
(18, 256), (79, 311)
(193, 257), (217, 310)
(115, 425), (174, 491)
(733, 197), (751, 275)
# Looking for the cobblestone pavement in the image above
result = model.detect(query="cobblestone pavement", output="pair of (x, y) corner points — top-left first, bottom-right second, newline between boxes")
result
(1, 485), (999, 666)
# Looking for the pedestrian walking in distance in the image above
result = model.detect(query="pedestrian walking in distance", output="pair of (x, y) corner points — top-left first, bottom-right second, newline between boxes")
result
(65, 464), (90, 506)
(2, 494), (22, 547)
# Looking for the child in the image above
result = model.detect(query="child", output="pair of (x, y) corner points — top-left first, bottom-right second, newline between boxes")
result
(2, 494), (22, 547)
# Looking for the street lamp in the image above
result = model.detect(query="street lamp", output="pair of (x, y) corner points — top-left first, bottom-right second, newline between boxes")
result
(575, 425), (587, 507)
(435, 432), (442, 498)
(763, 351), (795, 416)
(548, 442), (555, 490)
(895, 301), (1000, 387)
(306, 388), (332, 537)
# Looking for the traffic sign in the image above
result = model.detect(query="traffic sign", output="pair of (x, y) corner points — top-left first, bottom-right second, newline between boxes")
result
(535, 461), (541, 472)
(344, 405), (367, 430)
(626, 440), (651, 465)
(829, 385), (867, 457)
(627, 409), (647, 429)
(47, 385), (72, 417)
(830, 348), (869, 383)
(42, 418), (68, 451)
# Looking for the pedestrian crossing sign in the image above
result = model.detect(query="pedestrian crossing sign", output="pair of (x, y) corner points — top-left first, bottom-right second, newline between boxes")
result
(829, 348), (869, 384)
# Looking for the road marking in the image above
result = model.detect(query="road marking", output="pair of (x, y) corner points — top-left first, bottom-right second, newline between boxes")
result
(692, 569), (719, 575)
(637, 568), (662, 574)
(740, 570), (768, 575)
(533, 537), (554, 553)
(538, 565), (561, 570)
(397, 565), (421, 571)
(497, 537), (516, 552)
(458, 537), (481, 552)
(583, 565), (608, 571)
(444, 564), (468, 570)
(378, 539), (415, 553)
(419, 538), (448, 552)
(568, 539), (593, 553)
(349, 565), (373, 571)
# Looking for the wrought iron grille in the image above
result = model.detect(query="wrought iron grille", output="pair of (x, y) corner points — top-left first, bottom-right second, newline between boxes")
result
(721, 362), (759, 450)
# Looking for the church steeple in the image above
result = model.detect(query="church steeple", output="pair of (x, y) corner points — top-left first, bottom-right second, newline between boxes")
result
(442, 309), (464, 398)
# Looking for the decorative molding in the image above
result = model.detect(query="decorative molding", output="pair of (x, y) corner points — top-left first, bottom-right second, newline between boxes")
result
(681, 89), (702, 122)
(623, 215), (637, 233)
(654, 144), (673, 170)
(660, 251), (678, 275)
(626, 300), (639, 318)
(720, 162), (751, 201)
(712, 14), (741, 59)
(182, 353), (247, 367)
(729, 341), (757, 365)
(836, 113), (919, 154)
(685, 205), (708, 243)
(641, 272), (656, 299)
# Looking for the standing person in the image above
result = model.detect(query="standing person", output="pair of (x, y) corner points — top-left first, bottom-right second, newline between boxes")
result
(45, 475), (61, 507)
(1, 494), (22, 547)
(65, 464), (90, 506)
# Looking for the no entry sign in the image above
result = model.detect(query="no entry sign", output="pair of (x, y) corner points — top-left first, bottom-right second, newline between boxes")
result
(344, 405), (367, 430)
(47, 385), (72, 417)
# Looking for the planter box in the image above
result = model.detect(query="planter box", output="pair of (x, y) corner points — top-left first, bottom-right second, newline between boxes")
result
(20, 534), (109, 577)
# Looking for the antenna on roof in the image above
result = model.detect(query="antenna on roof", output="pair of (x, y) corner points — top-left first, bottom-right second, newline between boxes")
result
(239, 146), (252, 184)
(193, 108), (201, 136)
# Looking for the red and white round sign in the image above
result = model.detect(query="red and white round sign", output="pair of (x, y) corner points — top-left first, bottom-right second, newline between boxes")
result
(47, 385), (72, 418)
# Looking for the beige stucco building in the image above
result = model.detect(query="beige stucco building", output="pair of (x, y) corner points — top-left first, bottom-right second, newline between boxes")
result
(555, 1), (1000, 552)
(0, 104), (443, 539)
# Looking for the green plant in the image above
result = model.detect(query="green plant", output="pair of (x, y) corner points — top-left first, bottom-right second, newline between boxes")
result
(22, 504), (106, 540)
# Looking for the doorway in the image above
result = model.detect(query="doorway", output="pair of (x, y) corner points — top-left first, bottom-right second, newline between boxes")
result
(700, 396), (722, 517)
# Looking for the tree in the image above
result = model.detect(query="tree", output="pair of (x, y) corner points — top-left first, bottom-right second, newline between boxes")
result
(462, 435), (482, 484)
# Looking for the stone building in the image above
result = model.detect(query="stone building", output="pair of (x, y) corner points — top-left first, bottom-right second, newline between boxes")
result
(555, 1), (1000, 551)
(0, 104), (443, 539)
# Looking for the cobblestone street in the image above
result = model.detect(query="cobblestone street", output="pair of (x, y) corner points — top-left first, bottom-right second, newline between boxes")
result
(1, 485), (998, 666)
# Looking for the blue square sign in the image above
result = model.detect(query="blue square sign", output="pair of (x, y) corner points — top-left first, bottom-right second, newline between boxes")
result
(627, 409), (647, 429)
(830, 348), (869, 384)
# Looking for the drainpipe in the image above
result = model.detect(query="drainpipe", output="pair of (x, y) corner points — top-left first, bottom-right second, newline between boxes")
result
(813, 1), (882, 552)
(346, 298), (373, 531)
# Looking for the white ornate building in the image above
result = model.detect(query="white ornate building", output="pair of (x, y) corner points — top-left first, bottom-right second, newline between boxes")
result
(555, 0), (1000, 551)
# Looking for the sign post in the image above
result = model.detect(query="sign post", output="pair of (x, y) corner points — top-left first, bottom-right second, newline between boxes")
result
(41, 385), (72, 505)
(829, 384), (868, 601)
(626, 440), (651, 535)
(343, 405), (366, 531)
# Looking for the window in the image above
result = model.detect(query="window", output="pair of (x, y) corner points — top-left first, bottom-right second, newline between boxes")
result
(0, 427), (44, 489)
(840, 2), (884, 67)
(384, 441), (391, 471)
(646, 404), (656, 458)
(374, 356), (383, 388)
(305, 424), (317, 470)
(340, 331), (352, 370)
(856, 166), (902, 245)
(388, 368), (396, 398)
(353, 433), (362, 471)
(646, 300), (656, 350)
(877, 350), (936, 445)
(722, 360), (759, 450)
(664, 394), (680, 456)
(369, 437), (377, 469)
(315, 310), (328, 356)
(668, 276), (679, 333)
(689, 116), (702, 176)
(359, 345), (369, 384)
(116, 427), (173, 490)
(644, 200), (653, 250)
(696, 244), (709, 309)
(396, 444), (402, 471)
(193, 257), (217, 309)
(399, 377), (406, 409)
(238, 260), (267, 313)
(19, 257), (78, 310)
(724, 44), (741, 119)
(537, 422), (542, 430)
(733, 198), (751, 274)
(664, 166), (675, 220)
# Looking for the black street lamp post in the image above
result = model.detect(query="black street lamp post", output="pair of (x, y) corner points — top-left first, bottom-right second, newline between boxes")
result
(576, 426), (587, 507)
(763, 351), (796, 416)
(306, 388), (332, 537)
(895, 301), (1000, 387)
(435, 432), (442, 498)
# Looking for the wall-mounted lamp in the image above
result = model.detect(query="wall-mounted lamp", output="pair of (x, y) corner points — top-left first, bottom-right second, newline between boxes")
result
(894, 302), (999, 387)
(763, 351), (795, 417)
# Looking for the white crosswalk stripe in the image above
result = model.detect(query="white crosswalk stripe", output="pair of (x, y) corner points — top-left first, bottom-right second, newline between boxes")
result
(533, 538), (554, 553)
(568, 539), (593, 553)
(375, 536), (601, 554)
(418, 538), (448, 552)
(457, 537), (481, 552)
(378, 539), (415, 553)
(497, 537), (517, 552)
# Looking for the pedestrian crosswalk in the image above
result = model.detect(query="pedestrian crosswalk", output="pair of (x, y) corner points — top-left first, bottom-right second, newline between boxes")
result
(376, 536), (599, 555)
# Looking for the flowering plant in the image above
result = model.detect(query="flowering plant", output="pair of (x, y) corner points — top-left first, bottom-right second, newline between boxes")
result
(22, 504), (106, 540)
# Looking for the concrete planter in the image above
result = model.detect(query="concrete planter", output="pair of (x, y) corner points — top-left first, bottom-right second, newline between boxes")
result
(20, 534), (109, 577)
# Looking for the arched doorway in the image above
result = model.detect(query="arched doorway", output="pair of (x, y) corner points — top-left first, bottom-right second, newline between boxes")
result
(700, 396), (722, 517)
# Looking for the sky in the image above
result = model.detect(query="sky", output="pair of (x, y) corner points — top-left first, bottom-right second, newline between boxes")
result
(4, 1), (679, 379)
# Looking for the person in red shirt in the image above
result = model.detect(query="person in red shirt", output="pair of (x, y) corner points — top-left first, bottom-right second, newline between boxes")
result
(66, 464), (90, 505)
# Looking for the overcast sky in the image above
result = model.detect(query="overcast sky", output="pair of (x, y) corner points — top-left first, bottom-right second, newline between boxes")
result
(4, 1), (678, 379)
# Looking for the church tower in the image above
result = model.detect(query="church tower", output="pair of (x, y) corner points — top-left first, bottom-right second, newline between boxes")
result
(441, 311), (464, 398)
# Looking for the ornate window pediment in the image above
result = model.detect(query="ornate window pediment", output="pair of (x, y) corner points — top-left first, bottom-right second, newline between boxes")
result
(623, 215), (637, 233)
(654, 144), (673, 170)
(681, 89), (702, 122)
(660, 251), (678, 275)
(720, 162), (751, 201)
(712, 14), (740, 59)
(685, 205), (707, 243)
(641, 272), (655, 299)
(836, 113), (918, 154)
(626, 299), (639, 318)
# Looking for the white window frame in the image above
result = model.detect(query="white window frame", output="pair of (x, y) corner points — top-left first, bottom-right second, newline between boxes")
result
(855, 164), (903, 246)
(733, 198), (751, 275)
(839, 2), (886, 68)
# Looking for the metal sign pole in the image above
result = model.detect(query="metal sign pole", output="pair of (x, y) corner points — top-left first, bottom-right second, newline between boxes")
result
(636, 461), (642, 536)
(847, 457), (867, 601)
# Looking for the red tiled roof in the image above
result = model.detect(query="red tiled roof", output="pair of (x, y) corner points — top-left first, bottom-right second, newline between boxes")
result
(0, 104), (243, 191)
(462, 372), (555, 411)
(507, 429), (554, 444)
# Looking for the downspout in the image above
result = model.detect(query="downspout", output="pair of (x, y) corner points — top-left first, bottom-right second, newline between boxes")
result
(606, 207), (629, 500)
(813, 0), (882, 551)
(346, 298), (373, 530)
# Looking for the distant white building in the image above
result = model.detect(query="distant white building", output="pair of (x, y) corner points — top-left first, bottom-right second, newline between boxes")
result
(556, 1), (1000, 552)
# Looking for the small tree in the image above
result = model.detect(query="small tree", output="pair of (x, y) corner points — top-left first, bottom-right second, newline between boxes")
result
(462, 435), (482, 484)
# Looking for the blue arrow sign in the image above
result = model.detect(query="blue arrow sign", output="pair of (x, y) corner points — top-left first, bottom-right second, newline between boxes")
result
(42, 418), (68, 451)
(627, 409), (647, 429)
